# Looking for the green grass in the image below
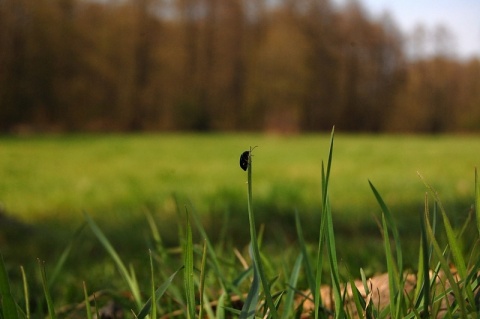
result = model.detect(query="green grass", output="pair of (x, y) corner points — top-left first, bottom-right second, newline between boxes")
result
(1, 130), (479, 318)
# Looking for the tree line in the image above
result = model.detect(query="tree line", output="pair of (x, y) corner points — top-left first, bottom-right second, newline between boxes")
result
(1, 0), (479, 133)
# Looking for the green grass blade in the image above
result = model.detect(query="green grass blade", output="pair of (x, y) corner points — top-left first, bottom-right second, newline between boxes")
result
(184, 209), (196, 319)
(84, 213), (142, 308)
(48, 223), (85, 288)
(380, 213), (398, 317)
(199, 240), (207, 319)
(38, 259), (57, 319)
(325, 198), (345, 319)
(83, 282), (93, 319)
(20, 265), (30, 319)
(245, 146), (278, 319)
(281, 254), (303, 319)
(240, 263), (260, 319)
(295, 210), (316, 299)
(216, 292), (227, 319)
(0, 253), (19, 319)
(136, 266), (184, 319)
(369, 181), (403, 275)
(149, 250), (157, 319)
(314, 128), (335, 319)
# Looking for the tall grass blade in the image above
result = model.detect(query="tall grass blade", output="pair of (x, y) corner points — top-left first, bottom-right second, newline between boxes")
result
(245, 146), (278, 319)
(295, 210), (316, 298)
(281, 254), (303, 319)
(368, 181), (403, 275)
(136, 266), (184, 319)
(20, 265), (30, 319)
(314, 127), (335, 319)
(38, 259), (57, 319)
(183, 209), (196, 319)
(0, 253), (19, 319)
(84, 213), (142, 308)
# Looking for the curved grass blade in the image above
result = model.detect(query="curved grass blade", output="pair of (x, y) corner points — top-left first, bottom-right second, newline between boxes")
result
(0, 253), (19, 319)
(48, 223), (85, 288)
(84, 213), (142, 309)
(136, 266), (184, 319)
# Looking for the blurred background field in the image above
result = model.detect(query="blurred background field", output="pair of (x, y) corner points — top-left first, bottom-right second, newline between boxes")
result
(1, 134), (478, 272)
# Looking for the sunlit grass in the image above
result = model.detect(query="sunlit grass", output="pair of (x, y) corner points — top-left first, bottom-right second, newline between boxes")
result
(1, 134), (477, 223)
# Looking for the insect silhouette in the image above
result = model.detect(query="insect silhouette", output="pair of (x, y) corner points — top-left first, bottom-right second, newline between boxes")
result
(239, 151), (250, 171)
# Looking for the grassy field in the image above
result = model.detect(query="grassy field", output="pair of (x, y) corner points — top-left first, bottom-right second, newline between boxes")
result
(1, 133), (479, 317)
(1, 133), (477, 222)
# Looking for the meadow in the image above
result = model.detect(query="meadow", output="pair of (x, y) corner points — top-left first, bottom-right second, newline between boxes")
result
(0, 133), (479, 318)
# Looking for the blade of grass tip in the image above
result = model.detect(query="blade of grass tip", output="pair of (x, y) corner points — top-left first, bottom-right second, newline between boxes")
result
(84, 212), (142, 309)
(314, 127), (335, 319)
(423, 207), (468, 318)
(295, 210), (316, 299)
(20, 265), (30, 319)
(245, 146), (278, 319)
(0, 253), (19, 319)
(83, 282), (93, 319)
(38, 259), (57, 319)
(348, 276), (366, 319)
(184, 208), (196, 319)
(199, 240), (207, 319)
(368, 181), (403, 275)
(216, 291), (227, 319)
(476, 167), (480, 237)
(145, 211), (167, 260)
(136, 266), (185, 319)
(281, 254), (303, 319)
(418, 173), (474, 305)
